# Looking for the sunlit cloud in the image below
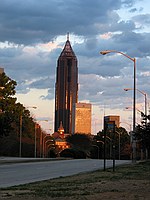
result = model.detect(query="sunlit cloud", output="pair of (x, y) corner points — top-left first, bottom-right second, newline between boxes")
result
(37, 42), (62, 52)
(99, 32), (112, 39)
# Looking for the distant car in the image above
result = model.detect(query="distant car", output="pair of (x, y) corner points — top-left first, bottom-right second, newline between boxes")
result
(59, 148), (86, 159)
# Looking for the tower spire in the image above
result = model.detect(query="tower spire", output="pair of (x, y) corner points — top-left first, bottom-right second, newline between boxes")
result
(67, 32), (69, 41)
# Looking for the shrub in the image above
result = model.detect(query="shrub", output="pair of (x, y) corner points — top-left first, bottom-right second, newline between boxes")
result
(60, 148), (86, 159)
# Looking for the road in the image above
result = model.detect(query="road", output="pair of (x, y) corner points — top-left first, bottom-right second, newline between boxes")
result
(0, 159), (131, 188)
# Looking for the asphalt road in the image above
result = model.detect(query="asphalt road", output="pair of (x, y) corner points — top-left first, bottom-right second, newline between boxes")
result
(0, 159), (131, 188)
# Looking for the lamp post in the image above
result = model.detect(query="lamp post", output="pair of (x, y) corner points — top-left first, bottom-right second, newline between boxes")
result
(124, 88), (147, 123)
(19, 106), (37, 157)
(34, 119), (49, 158)
(92, 145), (100, 159)
(44, 139), (54, 158)
(120, 121), (132, 159)
(115, 131), (121, 160)
(102, 135), (112, 159)
(19, 115), (22, 157)
(100, 50), (136, 162)
(125, 106), (143, 118)
(42, 133), (51, 158)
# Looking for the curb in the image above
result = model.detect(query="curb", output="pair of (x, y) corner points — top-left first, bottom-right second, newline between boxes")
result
(0, 157), (71, 165)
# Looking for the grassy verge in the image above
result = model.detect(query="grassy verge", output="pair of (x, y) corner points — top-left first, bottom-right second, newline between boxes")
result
(0, 161), (150, 200)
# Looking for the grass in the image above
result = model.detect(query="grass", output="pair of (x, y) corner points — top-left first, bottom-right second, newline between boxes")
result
(0, 160), (150, 199)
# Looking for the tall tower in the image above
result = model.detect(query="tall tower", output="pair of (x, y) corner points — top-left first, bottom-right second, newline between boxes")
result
(54, 33), (78, 134)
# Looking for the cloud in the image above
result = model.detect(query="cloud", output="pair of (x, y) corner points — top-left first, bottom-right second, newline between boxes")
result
(0, 0), (136, 44)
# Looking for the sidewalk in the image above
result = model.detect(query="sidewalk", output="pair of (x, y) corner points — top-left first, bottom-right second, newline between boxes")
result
(0, 156), (68, 164)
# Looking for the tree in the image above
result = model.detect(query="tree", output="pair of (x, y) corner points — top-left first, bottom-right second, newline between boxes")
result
(115, 127), (130, 159)
(0, 72), (17, 136)
(0, 72), (35, 138)
(0, 72), (36, 156)
(92, 131), (104, 159)
(66, 133), (92, 156)
(134, 113), (150, 159)
(93, 127), (130, 160)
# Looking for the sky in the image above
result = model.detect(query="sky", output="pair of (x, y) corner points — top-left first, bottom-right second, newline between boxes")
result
(0, 0), (150, 134)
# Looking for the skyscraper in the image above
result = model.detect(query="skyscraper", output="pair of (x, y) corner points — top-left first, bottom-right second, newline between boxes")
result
(54, 34), (78, 134)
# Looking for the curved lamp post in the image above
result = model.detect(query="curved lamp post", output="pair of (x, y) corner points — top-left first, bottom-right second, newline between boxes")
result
(100, 50), (136, 162)
(92, 145), (100, 159)
(19, 106), (37, 157)
(124, 88), (147, 123)
(125, 106), (143, 116)
(34, 119), (49, 158)
(42, 133), (51, 158)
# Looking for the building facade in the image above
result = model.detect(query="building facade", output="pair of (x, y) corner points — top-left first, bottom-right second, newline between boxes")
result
(104, 115), (120, 128)
(54, 34), (78, 134)
(73, 102), (91, 134)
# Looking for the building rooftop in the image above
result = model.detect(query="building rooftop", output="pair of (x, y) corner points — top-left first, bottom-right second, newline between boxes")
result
(60, 33), (76, 58)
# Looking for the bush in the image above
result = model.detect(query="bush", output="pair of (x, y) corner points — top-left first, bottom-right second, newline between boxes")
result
(47, 149), (57, 158)
(59, 148), (86, 159)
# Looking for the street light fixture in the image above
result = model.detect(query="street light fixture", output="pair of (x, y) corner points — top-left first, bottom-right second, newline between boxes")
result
(124, 88), (147, 123)
(115, 131), (121, 160)
(34, 119), (49, 158)
(44, 139), (54, 158)
(125, 106), (143, 116)
(42, 134), (51, 158)
(100, 50), (136, 162)
(102, 135), (112, 159)
(19, 106), (37, 157)
(92, 145), (100, 159)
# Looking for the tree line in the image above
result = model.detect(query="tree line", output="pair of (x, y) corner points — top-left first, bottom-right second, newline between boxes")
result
(0, 72), (42, 157)
(0, 72), (149, 159)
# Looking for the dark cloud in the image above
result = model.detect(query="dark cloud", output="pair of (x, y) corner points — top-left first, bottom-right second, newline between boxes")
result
(0, 0), (135, 44)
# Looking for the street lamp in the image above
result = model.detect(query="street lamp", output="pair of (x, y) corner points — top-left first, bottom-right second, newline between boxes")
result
(19, 106), (37, 157)
(115, 131), (121, 160)
(34, 119), (49, 158)
(100, 50), (136, 161)
(44, 139), (54, 158)
(124, 88), (147, 123)
(125, 106), (143, 117)
(120, 121), (132, 158)
(92, 145), (100, 159)
(42, 133), (51, 158)
(102, 135), (112, 159)
(100, 50), (136, 162)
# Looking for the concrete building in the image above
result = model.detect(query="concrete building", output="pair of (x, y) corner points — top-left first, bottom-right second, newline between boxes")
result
(104, 115), (120, 128)
(54, 34), (78, 134)
(73, 102), (92, 134)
